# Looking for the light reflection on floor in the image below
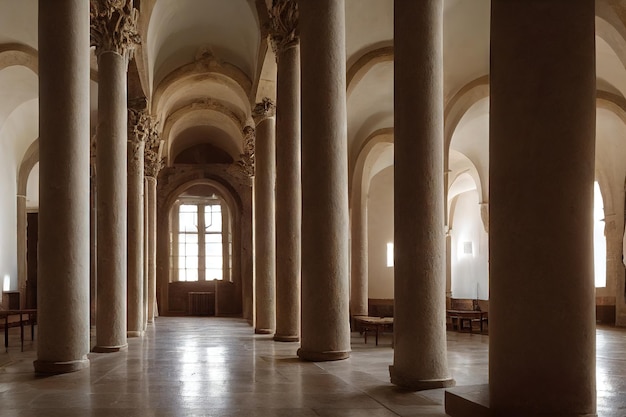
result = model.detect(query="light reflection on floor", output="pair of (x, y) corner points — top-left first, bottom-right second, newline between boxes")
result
(0, 317), (624, 416)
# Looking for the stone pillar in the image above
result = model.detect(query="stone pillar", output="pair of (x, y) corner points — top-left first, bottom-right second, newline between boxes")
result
(90, 154), (97, 328)
(350, 192), (368, 318)
(90, 0), (139, 352)
(143, 176), (149, 330)
(270, 0), (301, 342)
(298, 0), (351, 361)
(489, 1), (596, 414)
(253, 99), (276, 334)
(34, 0), (90, 373)
(16, 194), (26, 309)
(144, 123), (161, 324)
(126, 102), (146, 337)
(390, 1), (453, 389)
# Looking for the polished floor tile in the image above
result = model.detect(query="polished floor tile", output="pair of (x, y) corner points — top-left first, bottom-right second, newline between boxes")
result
(0, 318), (624, 416)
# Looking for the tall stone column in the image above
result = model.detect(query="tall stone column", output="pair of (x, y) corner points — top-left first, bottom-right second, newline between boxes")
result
(298, 0), (350, 361)
(90, 0), (139, 352)
(350, 192), (368, 318)
(144, 122), (161, 324)
(390, 1), (453, 389)
(34, 0), (91, 373)
(489, 1), (596, 414)
(16, 194), (26, 309)
(126, 101), (147, 337)
(253, 99), (276, 334)
(270, 0), (301, 342)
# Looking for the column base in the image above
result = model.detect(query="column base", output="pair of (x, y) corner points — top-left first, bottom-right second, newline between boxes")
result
(127, 330), (144, 338)
(389, 365), (455, 390)
(92, 344), (128, 353)
(297, 348), (350, 362)
(444, 385), (597, 417)
(34, 357), (90, 374)
(255, 328), (273, 335)
(273, 334), (299, 342)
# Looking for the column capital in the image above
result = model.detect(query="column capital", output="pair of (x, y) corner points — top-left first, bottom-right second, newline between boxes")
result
(90, 0), (140, 59)
(235, 125), (256, 178)
(144, 119), (163, 178)
(253, 98), (276, 125)
(128, 99), (149, 163)
(269, 0), (299, 57)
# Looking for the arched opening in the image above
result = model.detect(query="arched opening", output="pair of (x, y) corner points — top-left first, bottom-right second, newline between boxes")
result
(449, 173), (488, 300)
(164, 180), (242, 317)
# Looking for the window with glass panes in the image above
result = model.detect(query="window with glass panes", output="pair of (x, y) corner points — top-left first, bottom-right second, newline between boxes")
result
(177, 203), (223, 281)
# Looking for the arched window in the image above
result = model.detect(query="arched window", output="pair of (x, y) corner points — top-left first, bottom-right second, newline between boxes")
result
(175, 197), (232, 282)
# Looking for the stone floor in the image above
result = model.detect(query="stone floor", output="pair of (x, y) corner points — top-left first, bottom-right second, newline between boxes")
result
(0, 317), (624, 416)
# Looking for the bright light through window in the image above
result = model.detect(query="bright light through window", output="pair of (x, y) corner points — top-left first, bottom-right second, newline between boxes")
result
(387, 243), (394, 267)
(594, 182), (606, 288)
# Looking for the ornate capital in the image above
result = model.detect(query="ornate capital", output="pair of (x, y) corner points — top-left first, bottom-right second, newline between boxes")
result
(235, 125), (256, 178)
(269, 0), (299, 57)
(144, 117), (163, 178)
(90, 0), (140, 59)
(127, 99), (149, 163)
(252, 98), (276, 125)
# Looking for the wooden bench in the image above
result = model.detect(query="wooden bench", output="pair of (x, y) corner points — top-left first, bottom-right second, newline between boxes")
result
(353, 316), (393, 346)
(446, 299), (488, 334)
(0, 309), (37, 351)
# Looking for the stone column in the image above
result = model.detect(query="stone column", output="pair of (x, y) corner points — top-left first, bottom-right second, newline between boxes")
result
(34, 0), (90, 373)
(298, 0), (350, 361)
(144, 123), (161, 324)
(270, 0), (301, 342)
(16, 194), (26, 309)
(253, 99), (276, 334)
(126, 101), (147, 337)
(350, 192), (368, 318)
(90, 0), (139, 352)
(390, 1), (453, 389)
(488, 1), (596, 414)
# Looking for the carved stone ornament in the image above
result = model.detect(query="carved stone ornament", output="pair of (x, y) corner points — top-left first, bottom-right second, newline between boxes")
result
(235, 125), (256, 178)
(127, 101), (149, 163)
(144, 118), (164, 178)
(269, 0), (299, 56)
(90, 0), (141, 59)
(252, 98), (276, 125)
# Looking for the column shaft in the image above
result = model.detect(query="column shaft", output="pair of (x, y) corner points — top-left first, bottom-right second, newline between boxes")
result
(17, 195), (26, 309)
(489, 1), (596, 414)
(350, 192), (368, 318)
(146, 176), (157, 323)
(298, 0), (351, 361)
(254, 113), (276, 334)
(35, 0), (90, 373)
(390, 0), (453, 389)
(94, 51), (128, 352)
(274, 42), (301, 342)
(127, 137), (144, 336)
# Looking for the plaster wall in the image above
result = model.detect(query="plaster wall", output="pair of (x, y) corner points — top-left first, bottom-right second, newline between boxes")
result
(450, 190), (488, 300)
(367, 166), (393, 299)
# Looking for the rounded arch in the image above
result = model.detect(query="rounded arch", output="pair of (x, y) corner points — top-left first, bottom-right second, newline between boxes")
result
(346, 44), (393, 99)
(0, 43), (38, 74)
(162, 101), (245, 165)
(157, 171), (248, 317)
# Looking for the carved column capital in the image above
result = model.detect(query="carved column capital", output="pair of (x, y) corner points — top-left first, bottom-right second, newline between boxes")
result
(252, 98), (276, 125)
(144, 117), (163, 178)
(90, 0), (140, 59)
(235, 125), (256, 178)
(269, 0), (299, 57)
(128, 99), (149, 162)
